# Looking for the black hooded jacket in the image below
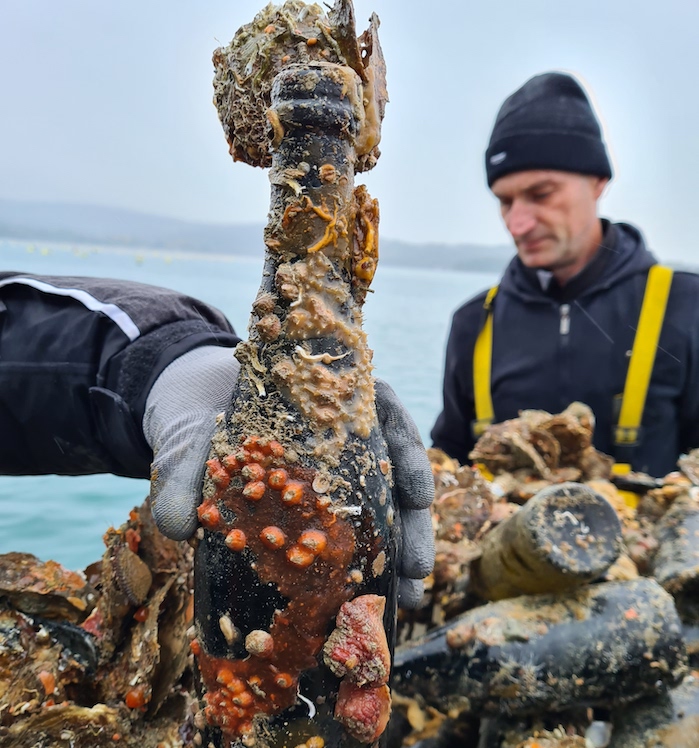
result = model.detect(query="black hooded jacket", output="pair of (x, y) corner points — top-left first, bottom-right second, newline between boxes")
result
(431, 220), (699, 477)
(0, 273), (240, 478)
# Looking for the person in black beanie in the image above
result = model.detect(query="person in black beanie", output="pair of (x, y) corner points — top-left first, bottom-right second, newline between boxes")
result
(431, 71), (699, 481)
(484, 71), (613, 286)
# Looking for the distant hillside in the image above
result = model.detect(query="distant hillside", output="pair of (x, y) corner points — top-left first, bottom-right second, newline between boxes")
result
(0, 199), (262, 258)
(0, 199), (513, 274)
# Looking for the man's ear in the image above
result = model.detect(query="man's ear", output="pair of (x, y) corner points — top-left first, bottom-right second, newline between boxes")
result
(593, 176), (610, 200)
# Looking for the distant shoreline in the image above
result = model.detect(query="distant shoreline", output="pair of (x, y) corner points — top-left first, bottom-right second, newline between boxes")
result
(0, 198), (514, 274)
(0, 232), (514, 275)
(1, 237), (264, 266)
(0, 238), (507, 283)
(2, 199), (697, 275)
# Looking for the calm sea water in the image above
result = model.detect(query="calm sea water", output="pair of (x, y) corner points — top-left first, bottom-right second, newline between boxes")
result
(0, 238), (499, 569)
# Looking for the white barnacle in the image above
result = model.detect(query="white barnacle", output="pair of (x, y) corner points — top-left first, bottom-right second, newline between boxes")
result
(219, 614), (239, 645)
(331, 505), (362, 517)
(312, 474), (331, 494)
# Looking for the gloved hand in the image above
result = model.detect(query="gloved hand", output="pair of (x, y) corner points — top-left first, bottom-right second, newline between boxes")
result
(143, 346), (240, 541)
(374, 379), (435, 608)
(143, 345), (435, 608)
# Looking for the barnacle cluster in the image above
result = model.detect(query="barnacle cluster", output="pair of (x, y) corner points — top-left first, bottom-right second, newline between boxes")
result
(212, 0), (387, 172)
(0, 503), (194, 747)
(469, 402), (609, 483)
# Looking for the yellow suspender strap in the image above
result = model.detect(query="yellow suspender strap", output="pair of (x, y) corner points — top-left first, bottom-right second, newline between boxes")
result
(613, 264), (674, 480)
(472, 285), (499, 437)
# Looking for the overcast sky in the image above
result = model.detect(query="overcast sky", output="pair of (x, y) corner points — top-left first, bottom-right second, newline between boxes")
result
(1, 0), (698, 264)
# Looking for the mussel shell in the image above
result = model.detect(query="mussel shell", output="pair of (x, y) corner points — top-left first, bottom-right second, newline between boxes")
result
(112, 547), (152, 606)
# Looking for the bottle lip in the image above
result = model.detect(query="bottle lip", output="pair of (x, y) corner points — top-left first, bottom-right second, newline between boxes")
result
(270, 63), (361, 138)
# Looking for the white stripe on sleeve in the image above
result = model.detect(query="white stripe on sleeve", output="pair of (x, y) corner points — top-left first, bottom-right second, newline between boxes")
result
(0, 277), (140, 341)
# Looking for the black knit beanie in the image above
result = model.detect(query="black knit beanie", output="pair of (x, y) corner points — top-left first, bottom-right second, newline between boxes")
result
(485, 72), (613, 187)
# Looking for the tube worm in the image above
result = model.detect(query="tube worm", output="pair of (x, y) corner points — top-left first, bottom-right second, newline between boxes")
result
(192, 3), (397, 746)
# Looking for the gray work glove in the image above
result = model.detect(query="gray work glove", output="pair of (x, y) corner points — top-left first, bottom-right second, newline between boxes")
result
(143, 346), (435, 609)
(374, 379), (435, 608)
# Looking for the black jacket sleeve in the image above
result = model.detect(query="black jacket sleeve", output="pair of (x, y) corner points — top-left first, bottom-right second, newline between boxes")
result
(0, 272), (241, 479)
(676, 272), (699, 457)
(430, 293), (487, 464)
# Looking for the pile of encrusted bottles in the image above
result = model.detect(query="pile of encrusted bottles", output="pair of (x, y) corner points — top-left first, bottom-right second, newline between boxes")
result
(3, 403), (699, 748)
(391, 402), (699, 748)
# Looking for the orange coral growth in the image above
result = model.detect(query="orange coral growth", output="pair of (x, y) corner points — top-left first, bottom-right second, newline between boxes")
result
(197, 503), (222, 530)
(193, 432), (363, 742)
(243, 481), (266, 501)
(268, 468), (288, 489)
(222, 454), (239, 471)
(242, 463), (266, 482)
(260, 526), (286, 550)
(298, 530), (328, 555)
(225, 529), (247, 552)
(124, 528), (141, 553)
(206, 458), (231, 488)
(274, 672), (294, 688)
(286, 544), (316, 568)
(281, 481), (304, 506)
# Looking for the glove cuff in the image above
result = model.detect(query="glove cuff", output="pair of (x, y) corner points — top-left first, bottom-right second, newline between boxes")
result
(107, 320), (240, 429)
(143, 345), (241, 451)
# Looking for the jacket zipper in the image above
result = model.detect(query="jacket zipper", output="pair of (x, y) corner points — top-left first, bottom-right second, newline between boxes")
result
(560, 304), (571, 337)
(559, 303), (571, 410)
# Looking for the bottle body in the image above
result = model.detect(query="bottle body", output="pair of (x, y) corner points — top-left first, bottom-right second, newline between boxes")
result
(192, 62), (398, 748)
(394, 578), (686, 717)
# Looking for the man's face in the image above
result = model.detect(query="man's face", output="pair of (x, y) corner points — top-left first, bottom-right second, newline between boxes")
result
(491, 170), (608, 273)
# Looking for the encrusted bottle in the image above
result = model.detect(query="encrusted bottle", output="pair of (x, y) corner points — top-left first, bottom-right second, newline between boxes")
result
(393, 578), (687, 718)
(189, 3), (399, 746)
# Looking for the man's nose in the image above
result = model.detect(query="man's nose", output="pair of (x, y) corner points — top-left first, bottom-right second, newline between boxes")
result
(505, 201), (537, 238)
